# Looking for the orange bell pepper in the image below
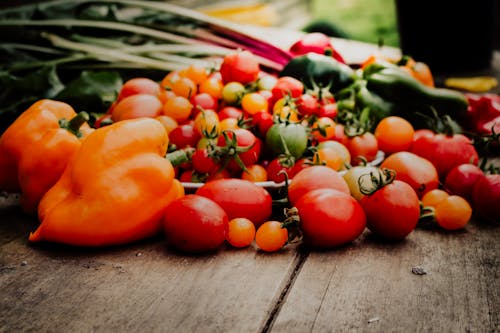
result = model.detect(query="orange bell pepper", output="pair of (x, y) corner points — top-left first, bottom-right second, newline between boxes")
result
(30, 117), (184, 247)
(0, 99), (93, 215)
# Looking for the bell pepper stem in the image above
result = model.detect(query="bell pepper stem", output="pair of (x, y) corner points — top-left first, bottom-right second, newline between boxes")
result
(59, 111), (90, 138)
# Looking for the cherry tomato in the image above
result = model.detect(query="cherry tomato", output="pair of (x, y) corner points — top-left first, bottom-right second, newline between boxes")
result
(193, 109), (220, 136)
(443, 163), (484, 202)
(266, 158), (293, 183)
(196, 178), (272, 227)
(218, 106), (244, 120)
(296, 93), (319, 116)
(163, 96), (193, 123)
(171, 77), (197, 99)
(241, 164), (268, 182)
(295, 188), (366, 248)
(374, 116), (415, 154)
(226, 217), (256, 248)
(342, 165), (381, 201)
(111, 94), (163, 122)
(216, 128), (261, 172)
(315, 146), (344, 171)
(317, 102), (338, 119)
(434, 195), (472, 230)
(241, 92), (268, 115)
(287, 165), (350, 206)
(311, 117), (336, 142)
(255, 221), (288, 252)
(360, 179), (420, 241)
(220, 50), (260, 84)
(266, 122), (308, 160)
(421, 189), (450, 208)
(162, 194), (228, 253)
(191, 148), (219, 174)
(169, 123), (201, 149)
(117, 77), (165, 103)
(316, 140), (351, 170)
(251, 111), (274, 138)
(222, 81), (246, 105)
(271, 76), (304, 101)
(380, 151), (439, 198)
(155, 115), (178, 134)
(190, 93), (219, 116)
(345, 132), (379, 165)
(182, 63), (209, 85)
(199, 75), (224, 99)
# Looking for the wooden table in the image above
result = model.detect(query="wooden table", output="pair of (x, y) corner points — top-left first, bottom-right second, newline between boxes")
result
(1, 27), (499, 333)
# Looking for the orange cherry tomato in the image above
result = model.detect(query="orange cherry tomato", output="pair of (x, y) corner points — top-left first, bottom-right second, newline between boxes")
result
(255, 221), (288, 252)
(226, 217), (256, 248)
(374, 116), (415, 154)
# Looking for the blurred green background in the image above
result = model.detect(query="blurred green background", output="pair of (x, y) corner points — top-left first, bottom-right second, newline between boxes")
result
(308, 0), (399, 47)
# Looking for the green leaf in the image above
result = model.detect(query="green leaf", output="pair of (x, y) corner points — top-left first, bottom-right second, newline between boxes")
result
(55, 70), (122, 113)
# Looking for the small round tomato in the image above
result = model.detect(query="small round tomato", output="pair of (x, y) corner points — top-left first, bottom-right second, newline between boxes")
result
(443, 163), (484, 202)
(271, 76), (304, 101)
(190, 93), (219, 116)
(155, 115), (178, 134)
(295, 188), (366, 249)
(345, 132), (379, 165)
(266, 158), (293, 183)
(222, 81), (246, 105)
(182, 63), (209, 85)
(241, 92), (268, 115)
(196, 178), (272, 227)
(421, 189), (450, 208)
(252, 111), (274, 138)
(314, 146), (343, 171)
(117, 77), (164, 102)
(311, 117), (336, 142)
(266, 122), (308, 160)
(316, 140), (351, 170)
(296, 93), (319, 116)
(169, 123), (201, 149)
(287, 165), (350, 206)
(317, 102), (338, 119)
(380, 151), (439, 198)
(111, 94), (163, 122)
(220, 50), (260, 84)
(191, 148), (219, 174)
(342, 165), (381, 201)
(374, 116), (415, 154)
(171, 77), (197, 99)
(199, 75), (224, 99)
(193, 109), (220, 136)
(162, 194), (228, 253)
(255, 221), (288, 252)
(163, 96), (193, 123)
(216, 128), (261, 172)
(434, 195), (472, 230)
(218, 106), (244, 120)
(226, 217), (256, 248)
(360, 180), (420, 241)
(241, 164), (268, 182)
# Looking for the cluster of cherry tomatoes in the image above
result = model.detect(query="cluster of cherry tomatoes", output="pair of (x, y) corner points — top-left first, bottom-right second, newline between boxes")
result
(98, 50), (498, 253)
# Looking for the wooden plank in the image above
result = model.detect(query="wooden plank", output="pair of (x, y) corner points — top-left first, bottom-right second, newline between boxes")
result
(0, 197), (301, 333)
(271, 222), (499, 332)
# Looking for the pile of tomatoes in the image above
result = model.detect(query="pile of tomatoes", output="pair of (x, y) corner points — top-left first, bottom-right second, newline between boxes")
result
(98, 50), (499, 254)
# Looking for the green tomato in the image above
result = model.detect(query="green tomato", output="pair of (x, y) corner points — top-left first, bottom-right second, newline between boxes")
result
(265, 122), (308, 159)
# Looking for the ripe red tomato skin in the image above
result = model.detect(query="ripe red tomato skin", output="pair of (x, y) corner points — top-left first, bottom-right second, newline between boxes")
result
(471, 174), (500, 222)
(220, 51), (260, 84)
(360, 180), (420, 241)
(191, 149), (218, 174)
(169, 124), (201, 149)
(295, 188), (366, 249)
(287, 165), (350, 206)
(271, 76), (304, 101)
(117, 77), (162, 101)
(411, 132), (479, 180)
(196, 178), (272, 227)
(266, 158), (293, 183)
(444, 163), (484, 202)
(162, 194), (228, 253)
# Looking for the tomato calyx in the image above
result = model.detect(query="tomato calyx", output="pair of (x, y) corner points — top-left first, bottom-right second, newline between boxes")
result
(210, 130), (256, 172)
(166, 147), (195, 167)
(358, 168), (396, 195)
(282, 207), (303, 244)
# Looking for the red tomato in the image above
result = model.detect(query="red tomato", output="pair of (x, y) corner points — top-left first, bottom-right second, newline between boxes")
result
(295, 188), (366, 248)
(360, 180), (420, 241)
(218, 106), (244, 120)
(162, 194), (228, 253)
(220, 50), (260, 84)
(380, 151), (439, 198)
(190, 93), (219, 117)
(471, 174), (500, 223)
(444, 163), (484, 202)
(317, 102), (338, 119)
(345, 132), (379, 165)
(191, 148), (219, 174)
(251, 111), (274, 138)
(296, 93), (319, 116)
(216, 128), (261, 172)
(117, 77), (165, 102)
(411, 131), (479, 180)
(169, 124), (201, 149)
(196, 178), (272, 227)
(111, 94), (163, 122)
(266, 158), (293, 183)
(271, 76), (304, 101)
(287, 165), (350, 206)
